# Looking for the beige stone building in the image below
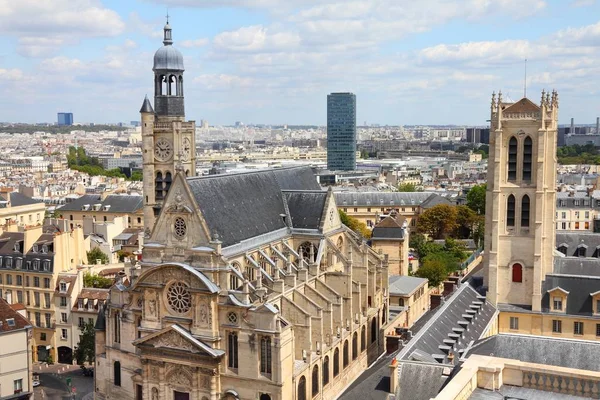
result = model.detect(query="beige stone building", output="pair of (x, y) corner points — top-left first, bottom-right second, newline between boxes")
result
(370, 215), (410, 276)
(334, 192), (451, 229)
(0, 191), (46, 228)
(0, 219), (87, 363)
(57, 194), (144, 232)
(0, 298), (33, 399)
(387, 276), (428, 329)
(94, 22), (389, 400)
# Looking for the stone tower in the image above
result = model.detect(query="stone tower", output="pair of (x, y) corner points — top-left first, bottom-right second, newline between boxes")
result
(483, 90), (558, 311)
(141, 20), (196, 233)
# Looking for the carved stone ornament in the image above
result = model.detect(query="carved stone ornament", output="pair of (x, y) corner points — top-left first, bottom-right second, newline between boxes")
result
(150, 366), (159, 381)
(151, 387), (158, 400)
(166, 365), (193, 388)
(152, 330), (200, 353)
(195, 298), (213, 328)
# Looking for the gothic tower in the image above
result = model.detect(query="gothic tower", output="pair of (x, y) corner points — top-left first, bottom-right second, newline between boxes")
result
(141, 20), (196, 233)
(484, 90), (558, 311)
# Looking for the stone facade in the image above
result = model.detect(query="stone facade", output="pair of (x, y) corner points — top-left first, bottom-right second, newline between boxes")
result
(483, 92), (558, 310)
(94, 21), (389, 400)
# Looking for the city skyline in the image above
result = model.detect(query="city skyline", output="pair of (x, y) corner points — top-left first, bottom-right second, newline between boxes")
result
(0, 0), (599, 125)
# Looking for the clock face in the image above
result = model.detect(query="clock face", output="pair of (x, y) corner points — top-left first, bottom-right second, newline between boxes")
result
(154, 137), (173, 161)
(182, 137), (192, 161)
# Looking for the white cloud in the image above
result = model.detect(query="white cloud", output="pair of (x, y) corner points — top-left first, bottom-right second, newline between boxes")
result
(571, 0), (596, 7)
(193, 74), (255, 91)
(180, 38), (210, 48)
(0, 0), (125, 57)
(213, 25), (301, 53)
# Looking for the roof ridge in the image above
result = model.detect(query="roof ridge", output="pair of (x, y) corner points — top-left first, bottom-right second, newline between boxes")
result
(186, 166), (309, 181)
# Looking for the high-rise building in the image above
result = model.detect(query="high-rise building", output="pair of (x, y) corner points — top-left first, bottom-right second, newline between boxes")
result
(327, 92), (356, 171)
(139, 20), (196, 233)
(57, 112), (73, 126)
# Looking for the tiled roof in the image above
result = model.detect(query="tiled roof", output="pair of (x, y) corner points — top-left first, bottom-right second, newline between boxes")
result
(0, 297), (31, 333)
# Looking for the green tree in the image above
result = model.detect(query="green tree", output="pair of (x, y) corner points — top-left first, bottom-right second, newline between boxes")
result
(398, 183), (417, 192)
(129, 171), (143, 181)
(86, 248), (109, 265)
(442, 238), (468, 263)
(83, 272), (113, 288)
(339, 210), (371, 239)
(360, 150), (370, 159)
(417, 204), (458, 239)
(117, 250), (134, 262)
(409, 232), (443, 259)
(74, 321), (96, 365)
(455, 205), (478, 239)
(414, 257), (449, 287)
(473, 216), (485, 247)
(466, 184), (486, 215)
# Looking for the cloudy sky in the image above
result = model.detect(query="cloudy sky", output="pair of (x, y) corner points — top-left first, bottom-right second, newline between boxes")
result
(0, 0), (599, 126)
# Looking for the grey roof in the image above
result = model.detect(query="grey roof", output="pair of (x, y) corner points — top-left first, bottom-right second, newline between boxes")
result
(397, 282), (496, 363)
(153, 44), (184, 71)
(389, 275), (427, 296)
(371, 217), (407, 240)
(541, 274), (600, 315)
(283, 191), (327, 230)
(0, 192), (43, 207)
(556, 232), (600, 257)
(396, 362), (449, 400)
(469, 386), (593, 400)
(469, 334), (600, 372)
(334, 192), (451, 208)
(57, 194), (143, 213)
(553, 257), (600, 277)
(186, 167), (320, 248)
(140, 95), (154, 113)
(339, 350), (399, 400)
(556, 191), (598, 209)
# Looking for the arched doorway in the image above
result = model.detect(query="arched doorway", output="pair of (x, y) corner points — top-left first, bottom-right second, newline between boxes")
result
(58, 346), (72, 364)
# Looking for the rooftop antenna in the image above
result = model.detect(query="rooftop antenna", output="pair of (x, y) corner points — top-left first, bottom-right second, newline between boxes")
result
(524, 58), (527, 98)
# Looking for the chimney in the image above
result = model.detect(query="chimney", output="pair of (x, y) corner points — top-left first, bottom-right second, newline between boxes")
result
(596, 117), (599, 135)
(571, 117), (575, 134)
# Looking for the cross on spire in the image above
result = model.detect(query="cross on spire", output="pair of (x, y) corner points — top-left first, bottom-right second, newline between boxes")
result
(166, 9), (170, 24)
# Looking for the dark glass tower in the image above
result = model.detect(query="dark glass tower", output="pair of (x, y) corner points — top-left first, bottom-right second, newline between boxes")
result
(327, 92), (357, 171)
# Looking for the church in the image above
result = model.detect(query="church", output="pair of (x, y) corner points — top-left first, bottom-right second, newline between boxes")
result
(94, 21), (389, 400)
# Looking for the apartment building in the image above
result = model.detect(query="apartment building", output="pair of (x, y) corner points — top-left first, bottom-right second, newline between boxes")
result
(57, 194), (143, 231)
(0, 221), (87, 362)
(0, 298), (33, 400)
(0, 191), (46, 228)
(555, 190), (600, 232)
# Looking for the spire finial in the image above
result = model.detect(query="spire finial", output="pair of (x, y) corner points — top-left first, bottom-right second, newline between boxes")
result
(163, 12), (173, 46)
(166, 8), (169, 24)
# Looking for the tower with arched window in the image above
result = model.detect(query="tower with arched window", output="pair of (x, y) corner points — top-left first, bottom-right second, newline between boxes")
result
(484, 91), (558, 311)
(140, 19), (197, 232)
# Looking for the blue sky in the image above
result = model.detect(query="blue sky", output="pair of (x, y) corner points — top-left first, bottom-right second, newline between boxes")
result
(0, 0), (599, 126)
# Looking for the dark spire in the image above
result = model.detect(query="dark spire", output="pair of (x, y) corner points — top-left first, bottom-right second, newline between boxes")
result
(139, 95), (154, 114)
(163, 15), (173, 46)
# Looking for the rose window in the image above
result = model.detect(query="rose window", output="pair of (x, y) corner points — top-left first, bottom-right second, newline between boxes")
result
(174, 217), (187, 240)
(166, 282), (191, 314)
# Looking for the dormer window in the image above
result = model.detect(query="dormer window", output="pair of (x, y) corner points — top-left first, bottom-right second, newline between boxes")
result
(553, 297), (563, 311)
(59, 282), (67, 293)
(13, 243), (19, 252)
(43, 260), (50, 271)
(557, 244), (568, 255)
(33, 244), (39, 252)
(33, 259), (40, 270)
(15, 258), (22, 269)
(577, 244), (587, 258)
(6, 257), (12, 268)
(548, 287), (569, 313)
(88, 300), (95, 311)
(78, 299), (84, 309)
(41, 245), (48, 254)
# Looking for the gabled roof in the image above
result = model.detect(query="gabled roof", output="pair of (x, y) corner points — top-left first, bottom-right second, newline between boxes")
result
(284, 190), (327, 230)
(546, 286), (569, 295)
(372, 216), (406, 240)
(502, 97), (540, 113)
(133, 324), (225, 358)
(0, 297), (31, 333)
(186, 167), (319, 247)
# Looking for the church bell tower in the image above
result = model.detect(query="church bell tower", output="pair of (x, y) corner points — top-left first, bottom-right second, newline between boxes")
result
(484, 90), (558, 312)
(140, 19), (197, 234)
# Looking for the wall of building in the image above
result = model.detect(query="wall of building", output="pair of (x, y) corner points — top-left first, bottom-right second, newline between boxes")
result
(499, 311), (600, 341)
(0, 328), (31, 398)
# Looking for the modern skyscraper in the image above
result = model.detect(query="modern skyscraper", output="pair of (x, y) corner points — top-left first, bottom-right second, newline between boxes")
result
(57, 112), (73, 126)
(327, 92), (356, 171)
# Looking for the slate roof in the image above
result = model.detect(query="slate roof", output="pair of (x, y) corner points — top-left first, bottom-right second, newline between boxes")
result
(283, 191), (327, 230)
(371, 216), (406, 240)
(0, 297), (31, 333)
(186, 167), (320, 247)
(556, 232), (600, 257)
(502, 97), (540, 113)
(396, 362), (449, 400)
(468, 334), (600, 372)
(389, 275), (427, 296)
(334, 192), (451, 208)
(397, 282), (496, 363)
(0, 192), (43, 207)
(553, 257), (600, 277)
(58, 194), (143, 213)
(469, 386), (591, 400)
(140, 95), (154, 113)
(541, 274), (600, 315)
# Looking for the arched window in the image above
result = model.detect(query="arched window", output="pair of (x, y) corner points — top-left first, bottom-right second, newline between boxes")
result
(333, 348), (340, 377)
(155, 172), (163, 200)
(230, 263), (240, 290)
(245, 261), (255, 281)
(512, 263), (523, 283)
(371, 317), (377, 344)
(352, 332), (358, 360)
(522, 136), (532, 181)
(361, 326), (366, 352)
(298, 376), (306, 400)
(508, 137), (517, 181)
(507, 195), (515, 227)
(521, 195), (530, 228)
(114, 361), (121, 386)
(169, 75), (177, 96)
(260, 395), (271, 400)
(298, 242), (317, 265)
(179, 76), (184, 96)
(312, 365), (319, 397)
(322, 356), (329, 386)
(227, 332), (238, 369)
(164, 171), (172, 194)
(160, 75), (167, 95)
(343, 340), (349, 368)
